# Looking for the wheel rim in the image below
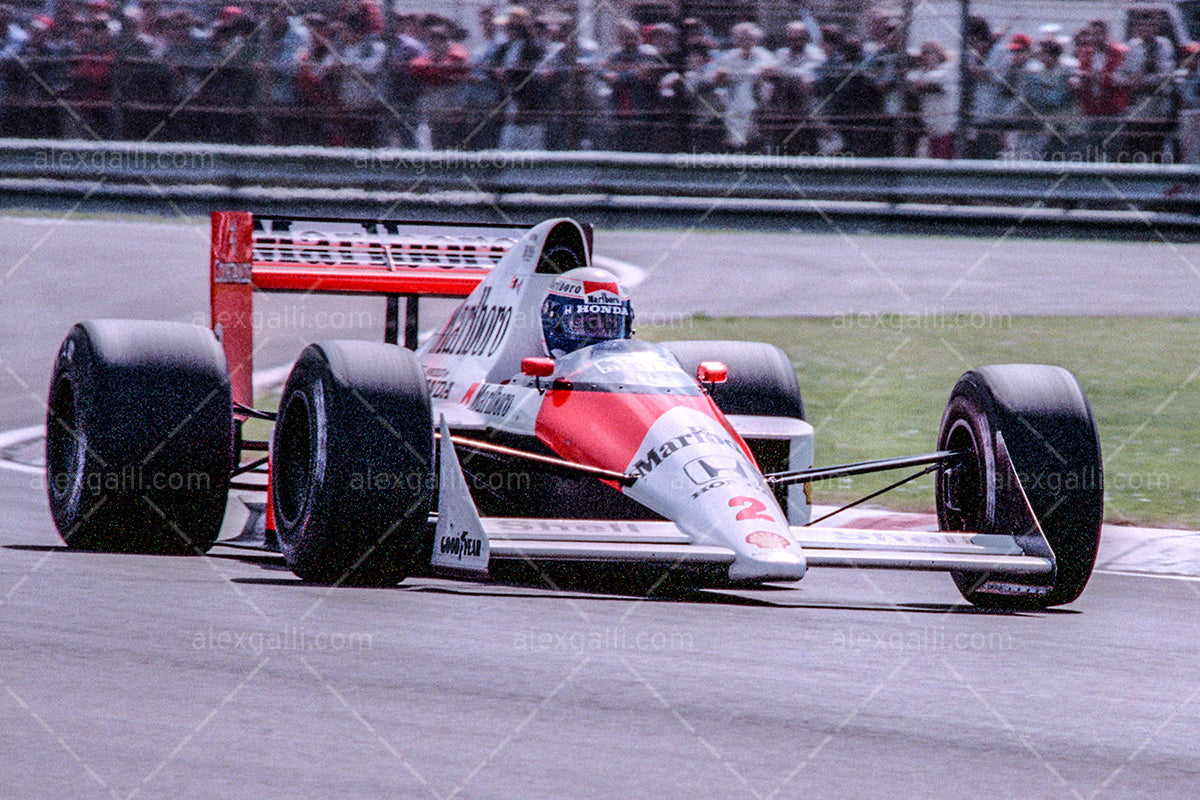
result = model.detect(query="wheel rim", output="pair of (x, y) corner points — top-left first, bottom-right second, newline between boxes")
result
(47, 377), (85, 508)
(274, 390), (314, 528)
(939, 418), (983, 532)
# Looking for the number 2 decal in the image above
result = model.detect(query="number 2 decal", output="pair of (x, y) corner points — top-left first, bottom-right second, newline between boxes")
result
(729, 496), (774, 522)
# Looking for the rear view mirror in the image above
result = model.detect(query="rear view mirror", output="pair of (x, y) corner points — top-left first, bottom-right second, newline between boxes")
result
(521, 357), (555, 377)
(697, 361), (728, 385)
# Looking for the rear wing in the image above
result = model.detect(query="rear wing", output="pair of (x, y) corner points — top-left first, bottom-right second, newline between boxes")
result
(209, 212), (547, 405)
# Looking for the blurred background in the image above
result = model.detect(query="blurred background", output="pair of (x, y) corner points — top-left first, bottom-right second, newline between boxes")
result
(4, 0), (1200, 163)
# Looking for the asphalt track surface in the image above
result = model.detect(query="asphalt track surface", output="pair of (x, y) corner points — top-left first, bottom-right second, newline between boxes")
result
(2, 215), (1200, 799)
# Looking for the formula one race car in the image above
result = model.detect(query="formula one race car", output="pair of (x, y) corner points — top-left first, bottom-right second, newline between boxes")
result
(45, 214), (1104, 609)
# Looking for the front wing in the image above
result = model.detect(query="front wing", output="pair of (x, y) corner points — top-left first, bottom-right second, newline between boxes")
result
(431, 419), (1055, 585)
(438, 518), (1053, 580)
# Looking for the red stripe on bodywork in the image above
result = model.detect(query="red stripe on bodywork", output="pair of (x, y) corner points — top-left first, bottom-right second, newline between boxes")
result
(534, 389), (754, 476)
(251, 266), (483, 296)
(582, 280), (619, 296)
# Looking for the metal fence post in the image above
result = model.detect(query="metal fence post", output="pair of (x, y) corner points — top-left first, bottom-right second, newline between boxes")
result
(954, 0), (972, 158)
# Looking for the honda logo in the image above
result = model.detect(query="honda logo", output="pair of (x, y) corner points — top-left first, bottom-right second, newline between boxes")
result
(683, 456), (748, 485)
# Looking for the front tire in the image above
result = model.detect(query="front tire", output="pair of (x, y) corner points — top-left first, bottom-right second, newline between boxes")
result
(936, 364), (1103, 609)
(45, 320), (233, 553)
(661, 340), (804, 420)
(271, 341), (433, 586)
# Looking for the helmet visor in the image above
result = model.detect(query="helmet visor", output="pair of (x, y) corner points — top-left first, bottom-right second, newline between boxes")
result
(561, 308), (629, 339)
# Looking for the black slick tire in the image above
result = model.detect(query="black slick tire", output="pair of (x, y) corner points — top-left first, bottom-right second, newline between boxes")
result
(45, 320), (233, 554)
(936, 364), (1103, 609)
(661, 340), (804, 420)
(271, 341), (433, 586)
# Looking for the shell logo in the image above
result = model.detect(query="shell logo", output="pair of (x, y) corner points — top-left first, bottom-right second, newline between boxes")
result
(745, 531), (791, 550)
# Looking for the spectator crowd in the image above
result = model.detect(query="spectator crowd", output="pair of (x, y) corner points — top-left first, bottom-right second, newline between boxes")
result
(2, 0), (1198, 163)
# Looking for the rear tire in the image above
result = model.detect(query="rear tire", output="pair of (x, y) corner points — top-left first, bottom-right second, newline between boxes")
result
(45, 320), (233, 554)
(272, 341), (433, 586)
(936, 364), (1103, 609)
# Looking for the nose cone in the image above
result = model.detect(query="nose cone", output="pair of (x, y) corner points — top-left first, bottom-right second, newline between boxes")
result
(727, 545), (806, 583)
(622, 407), (807, 583)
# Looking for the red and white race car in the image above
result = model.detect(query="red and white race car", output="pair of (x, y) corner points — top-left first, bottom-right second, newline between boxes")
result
(45, 214), (1104, 609)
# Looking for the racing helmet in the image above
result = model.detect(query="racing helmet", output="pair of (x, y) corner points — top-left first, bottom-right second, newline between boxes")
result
(540, 267), (634, 355)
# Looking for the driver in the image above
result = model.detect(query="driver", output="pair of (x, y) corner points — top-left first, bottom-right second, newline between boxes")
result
(540, 267), (634, 356)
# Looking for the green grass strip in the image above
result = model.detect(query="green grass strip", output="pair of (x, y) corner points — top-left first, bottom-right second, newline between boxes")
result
(643, 315), (1200, 529)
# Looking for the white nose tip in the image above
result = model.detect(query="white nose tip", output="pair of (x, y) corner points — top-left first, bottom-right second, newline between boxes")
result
(729, 549), (807, 583)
